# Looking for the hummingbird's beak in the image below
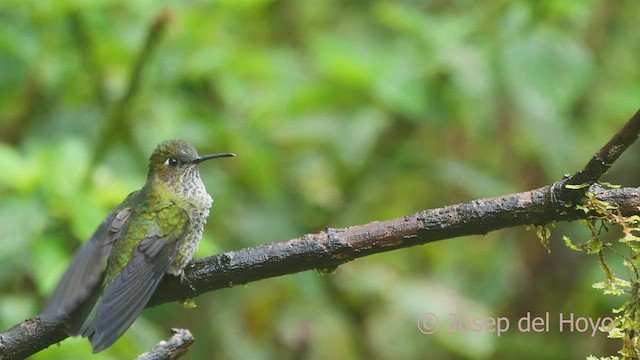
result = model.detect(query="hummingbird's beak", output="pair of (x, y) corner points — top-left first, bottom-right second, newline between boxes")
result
(192, 153), (236, 164)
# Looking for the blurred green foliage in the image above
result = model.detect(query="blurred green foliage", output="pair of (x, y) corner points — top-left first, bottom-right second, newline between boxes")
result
(0, 1), (639, 359)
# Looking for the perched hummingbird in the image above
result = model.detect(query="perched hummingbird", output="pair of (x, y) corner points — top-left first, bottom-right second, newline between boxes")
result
(43, 139), (234, 352)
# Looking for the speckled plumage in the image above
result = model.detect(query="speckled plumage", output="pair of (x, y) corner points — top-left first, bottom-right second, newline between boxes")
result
(43, 139), (234, 353)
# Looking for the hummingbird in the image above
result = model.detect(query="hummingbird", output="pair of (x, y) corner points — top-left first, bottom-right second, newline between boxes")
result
(43, 139), (235, 353)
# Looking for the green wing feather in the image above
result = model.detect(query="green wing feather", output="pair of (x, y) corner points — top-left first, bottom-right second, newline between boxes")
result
(88, 201), (189, 352)
(44, 190), (190, 353)
(43, 191), (138, 328)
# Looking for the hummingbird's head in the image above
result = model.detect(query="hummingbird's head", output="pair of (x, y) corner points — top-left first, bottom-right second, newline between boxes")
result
(147, 139), (235, 193)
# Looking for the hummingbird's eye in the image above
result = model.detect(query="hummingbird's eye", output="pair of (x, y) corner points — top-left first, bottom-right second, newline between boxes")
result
(165, 158), (179, 167)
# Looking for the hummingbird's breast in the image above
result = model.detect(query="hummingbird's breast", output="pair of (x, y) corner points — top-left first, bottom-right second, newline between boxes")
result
(167, 167), (213, 275)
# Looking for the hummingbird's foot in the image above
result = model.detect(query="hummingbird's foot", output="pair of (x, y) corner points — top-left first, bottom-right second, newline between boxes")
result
(175, 270), (198, 294)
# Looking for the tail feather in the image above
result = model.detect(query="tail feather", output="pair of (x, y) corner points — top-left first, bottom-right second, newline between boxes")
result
(64, 280), (102, 338)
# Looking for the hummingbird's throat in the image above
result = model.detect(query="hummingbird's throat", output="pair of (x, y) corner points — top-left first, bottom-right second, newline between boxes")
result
(176, 166), (213, 206)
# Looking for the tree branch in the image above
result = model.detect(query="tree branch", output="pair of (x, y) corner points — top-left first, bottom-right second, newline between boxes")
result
(2, 185), (639, 359)
(150, 184), (640, 306)
(1, 109), (639, 359)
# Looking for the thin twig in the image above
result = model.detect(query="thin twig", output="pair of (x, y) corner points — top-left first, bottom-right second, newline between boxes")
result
(564, 109), (640, 188)
(134, 328), (194, 360)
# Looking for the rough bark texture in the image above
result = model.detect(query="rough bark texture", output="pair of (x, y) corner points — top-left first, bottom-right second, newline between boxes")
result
(149, 184), (640, 306)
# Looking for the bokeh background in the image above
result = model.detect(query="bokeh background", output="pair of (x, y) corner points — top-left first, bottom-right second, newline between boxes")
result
(1, 1), (639, 359)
